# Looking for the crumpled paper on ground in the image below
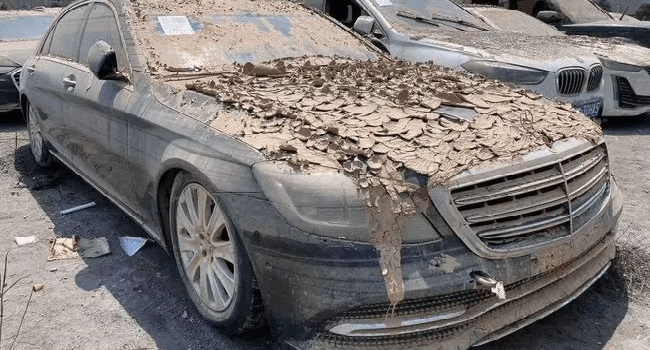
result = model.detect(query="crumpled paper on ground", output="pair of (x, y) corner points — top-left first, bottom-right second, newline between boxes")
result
(47, 236), (111, 261)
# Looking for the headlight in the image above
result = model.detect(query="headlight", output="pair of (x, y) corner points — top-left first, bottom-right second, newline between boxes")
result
(253, 162), (441, 243)
(253, 161), (369, 241)
(461, 60), (549, 85)
(600, 58), (643, 72)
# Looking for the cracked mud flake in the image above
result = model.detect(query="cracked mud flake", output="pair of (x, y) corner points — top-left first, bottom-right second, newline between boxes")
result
(177, 57), (602, 307)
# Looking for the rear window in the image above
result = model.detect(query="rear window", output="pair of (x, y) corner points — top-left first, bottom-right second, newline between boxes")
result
(0, 15), (54, 41)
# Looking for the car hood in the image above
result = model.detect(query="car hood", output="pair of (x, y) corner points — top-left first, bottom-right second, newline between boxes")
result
(563, 20), (650, 29)
(561, 35), (650, 67)
(162, 57), (602, 187)
(0, 40), (39, 68)
(411, 31), (599, 71)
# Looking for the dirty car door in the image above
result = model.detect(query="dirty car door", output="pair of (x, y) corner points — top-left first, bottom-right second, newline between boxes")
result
(63, 2), (135, 208)
(24, 4), (89, 162)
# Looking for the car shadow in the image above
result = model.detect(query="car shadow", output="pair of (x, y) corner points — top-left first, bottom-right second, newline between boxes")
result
(9, 122), (630, 350)
(602, 114), (650, 136)
(10, 141), (279, 350)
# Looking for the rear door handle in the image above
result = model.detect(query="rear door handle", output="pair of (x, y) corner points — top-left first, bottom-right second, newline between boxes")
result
(62, 77), (76, 88)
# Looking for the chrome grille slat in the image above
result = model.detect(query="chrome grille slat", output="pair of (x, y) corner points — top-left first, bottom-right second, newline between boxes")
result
(557, 68), (586, 95)
(449, 144), (610, 249)
(587, 65), (602, 92)
(454, 148), (604, 207)
(453, 168), (563, 205)
(476, 212), (570, 239)
(463, 187), (567, 223)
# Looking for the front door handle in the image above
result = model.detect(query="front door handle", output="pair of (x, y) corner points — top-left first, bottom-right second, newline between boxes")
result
(26, 65), (35, 73)
(62, 76), (76, 89)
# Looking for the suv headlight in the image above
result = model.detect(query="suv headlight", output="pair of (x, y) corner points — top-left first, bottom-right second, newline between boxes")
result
(461, 60), (549, 85)
(253, 162), (369, 241)
(600, 58), (643, 72)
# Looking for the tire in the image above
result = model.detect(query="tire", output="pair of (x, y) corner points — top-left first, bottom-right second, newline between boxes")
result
(169, 172), (264, 334)
(26, 103), (52, 168)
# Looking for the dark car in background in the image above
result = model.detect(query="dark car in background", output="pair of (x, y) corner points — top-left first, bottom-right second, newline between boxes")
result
(0, 8), (56, 113)
(510, 0), (650, 47)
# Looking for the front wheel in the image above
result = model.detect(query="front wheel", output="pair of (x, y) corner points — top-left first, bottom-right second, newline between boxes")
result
(169, 172), (264, 333)
(26, 104), (52, 168)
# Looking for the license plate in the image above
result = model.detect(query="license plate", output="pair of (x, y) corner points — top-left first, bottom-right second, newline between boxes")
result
(574, 99), (602, 118)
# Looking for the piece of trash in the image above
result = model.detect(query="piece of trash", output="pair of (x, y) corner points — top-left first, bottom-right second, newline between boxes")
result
(33, 283), (45, 292)
(118, 236), (153, 257)
(47, 235), (111, 261)
(491, 281), (506, 300)
(14, 236), (38, 246)
(182, 311), (188, 319)
(47, 267), (58, 272)
(60, 202), (96, 215)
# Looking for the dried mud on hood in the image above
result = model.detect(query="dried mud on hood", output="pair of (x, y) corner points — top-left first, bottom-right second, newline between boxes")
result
(177, 58), (602, 307)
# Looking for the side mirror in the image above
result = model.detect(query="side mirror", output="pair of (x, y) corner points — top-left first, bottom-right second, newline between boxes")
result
(88, 40), (122, 80)
(353, 15), (376, 35)
(536, 10), (562, 23)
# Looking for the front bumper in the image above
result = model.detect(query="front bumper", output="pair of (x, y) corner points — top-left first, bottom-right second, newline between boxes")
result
(219, 172), (621, 349)
(602, 68), (650, 117)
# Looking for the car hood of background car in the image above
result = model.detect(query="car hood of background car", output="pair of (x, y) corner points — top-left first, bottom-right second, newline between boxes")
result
(563, 35), (650, 67)
(412, 30), (600, 70)
(563, 20), (650, 30)
(0, 40), (39, 67)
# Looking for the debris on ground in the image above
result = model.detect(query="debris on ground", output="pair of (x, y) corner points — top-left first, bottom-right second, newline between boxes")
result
(118, 236), (152, 257)
(14, 235), (37, 246)
(47, 236), (111, 261)
(33, 283), (45, 292)
(182, 310), (188, 319)
(59, 201), (96, 215)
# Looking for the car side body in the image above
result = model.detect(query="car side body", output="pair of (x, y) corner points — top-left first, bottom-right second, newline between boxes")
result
(20, 1), (622, 349)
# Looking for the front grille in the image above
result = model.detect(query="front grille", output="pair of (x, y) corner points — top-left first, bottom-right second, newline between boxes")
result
(586, 65), (602, 92)
(557, 68), (586, 95)
(616, 76), (650, 108)
(450, 144), (609, 249)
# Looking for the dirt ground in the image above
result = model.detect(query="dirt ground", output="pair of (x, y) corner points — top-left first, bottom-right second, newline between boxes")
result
(0, 111), (648, 350)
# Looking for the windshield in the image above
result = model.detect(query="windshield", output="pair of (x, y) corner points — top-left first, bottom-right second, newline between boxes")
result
(370, 0), (488, 33)
(547, 0), (611, 23)
(469, 7), (561, 36)
(128, 0), (378, 73)
(0, 15), (54, 41)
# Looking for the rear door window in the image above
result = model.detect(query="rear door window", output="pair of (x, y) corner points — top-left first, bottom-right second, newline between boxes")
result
(48, 4), (90, 60)
(78, 3), (128, 72)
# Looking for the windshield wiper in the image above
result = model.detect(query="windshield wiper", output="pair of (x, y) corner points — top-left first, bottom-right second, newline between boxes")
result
(428, 13), (487, 31)
(396, 11), (440, 27)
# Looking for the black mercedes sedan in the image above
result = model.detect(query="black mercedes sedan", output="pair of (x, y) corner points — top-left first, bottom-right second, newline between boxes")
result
(19, 0), (621, 349)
